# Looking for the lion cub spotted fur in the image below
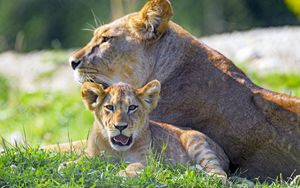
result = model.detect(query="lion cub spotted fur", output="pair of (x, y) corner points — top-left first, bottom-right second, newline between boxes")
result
(71, 80), (228, 182)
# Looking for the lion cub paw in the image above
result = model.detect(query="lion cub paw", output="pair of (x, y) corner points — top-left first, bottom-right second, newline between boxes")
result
(117, 169), (139, 178)
(117, 162), (144, 178)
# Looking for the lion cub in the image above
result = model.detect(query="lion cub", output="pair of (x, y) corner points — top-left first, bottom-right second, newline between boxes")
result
(77, 80), (229, 183)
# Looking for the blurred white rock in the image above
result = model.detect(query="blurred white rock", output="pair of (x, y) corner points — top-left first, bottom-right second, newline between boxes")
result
(0, 50), (78, 92)
(201, 26), (300, 74)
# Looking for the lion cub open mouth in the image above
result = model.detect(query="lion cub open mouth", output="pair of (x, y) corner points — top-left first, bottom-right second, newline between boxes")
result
(111, 135), (133, 146)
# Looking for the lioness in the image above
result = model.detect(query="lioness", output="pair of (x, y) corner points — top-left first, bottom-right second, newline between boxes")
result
(68, 0), (300, 179)
(60, 80), (229, 183)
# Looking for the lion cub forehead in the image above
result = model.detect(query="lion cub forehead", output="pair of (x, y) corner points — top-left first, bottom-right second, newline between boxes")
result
(111, 82), (134, 90)
(107, 82), (137, 101)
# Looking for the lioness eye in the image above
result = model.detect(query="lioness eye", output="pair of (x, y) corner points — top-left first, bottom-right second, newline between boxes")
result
(105, 105), (114, 112)
(128, 105), (138, 113)
(101, 36), (111, 43)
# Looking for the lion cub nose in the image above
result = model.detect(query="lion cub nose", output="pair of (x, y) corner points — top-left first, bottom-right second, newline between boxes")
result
(114, 124), (128, 132)
(69, 57), (82, 70)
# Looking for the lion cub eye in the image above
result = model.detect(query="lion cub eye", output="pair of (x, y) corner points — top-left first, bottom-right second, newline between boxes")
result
(128, 105), (138, 113)
(104, 105), (114, 112)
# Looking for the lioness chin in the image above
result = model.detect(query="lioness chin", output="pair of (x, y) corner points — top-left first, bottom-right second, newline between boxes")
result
(52, 80), (229, 184)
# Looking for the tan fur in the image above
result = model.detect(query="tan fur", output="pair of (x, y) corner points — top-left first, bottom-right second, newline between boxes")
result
(54, 81), (229, 183)
(69, 0), (300, 179)
(130, 0), (173, 40)
(43, 140), (86, 154)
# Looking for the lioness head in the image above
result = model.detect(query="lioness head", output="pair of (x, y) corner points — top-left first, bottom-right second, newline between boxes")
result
(81, 80), (160, 151)
(69, 0), (173, 87)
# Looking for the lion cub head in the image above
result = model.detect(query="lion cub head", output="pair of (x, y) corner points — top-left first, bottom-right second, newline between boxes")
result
(81, 80), (160, 151)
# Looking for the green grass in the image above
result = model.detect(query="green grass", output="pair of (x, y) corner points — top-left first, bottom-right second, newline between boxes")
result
(1, 145), (298, 187)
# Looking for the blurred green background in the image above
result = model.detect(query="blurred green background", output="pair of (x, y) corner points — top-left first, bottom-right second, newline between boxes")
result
(0, 0), (300, 147)
(0, 0), (300, 52)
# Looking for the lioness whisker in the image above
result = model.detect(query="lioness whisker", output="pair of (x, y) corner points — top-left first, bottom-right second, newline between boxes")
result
(90, 9), (102, 27)
(81, 28), (94, 32)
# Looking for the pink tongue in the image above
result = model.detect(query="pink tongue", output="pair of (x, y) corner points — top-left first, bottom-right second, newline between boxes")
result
(113, 135), (129, 145)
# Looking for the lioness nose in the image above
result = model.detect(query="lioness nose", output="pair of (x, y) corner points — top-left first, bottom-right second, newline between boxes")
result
(114, 124), (128, 132)
(69, 57), (81, 70)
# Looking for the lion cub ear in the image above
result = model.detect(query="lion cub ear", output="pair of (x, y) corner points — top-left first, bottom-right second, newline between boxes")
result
(130, 0), (173, 40)
(137, 80), (161, 111)
(81, 82), (106, 111)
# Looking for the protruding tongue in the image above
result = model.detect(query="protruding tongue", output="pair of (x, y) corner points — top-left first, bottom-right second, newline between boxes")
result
(113, 135), (129, 145)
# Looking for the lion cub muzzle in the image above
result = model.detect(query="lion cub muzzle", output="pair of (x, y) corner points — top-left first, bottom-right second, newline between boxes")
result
(111, 123), (133, 147)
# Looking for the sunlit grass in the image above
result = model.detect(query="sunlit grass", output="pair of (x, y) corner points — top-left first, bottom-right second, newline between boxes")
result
(1, 145), (298, 187)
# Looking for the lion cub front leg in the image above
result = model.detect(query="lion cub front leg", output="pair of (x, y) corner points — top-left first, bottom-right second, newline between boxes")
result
(117, 150), (148, 178)
(180, 131), (229, 184)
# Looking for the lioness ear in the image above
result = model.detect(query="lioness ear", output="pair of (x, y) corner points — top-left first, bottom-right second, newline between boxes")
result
(130, 0), (173, 40)
(81, 82), (106, 111)
(137, 80), (161, 111)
